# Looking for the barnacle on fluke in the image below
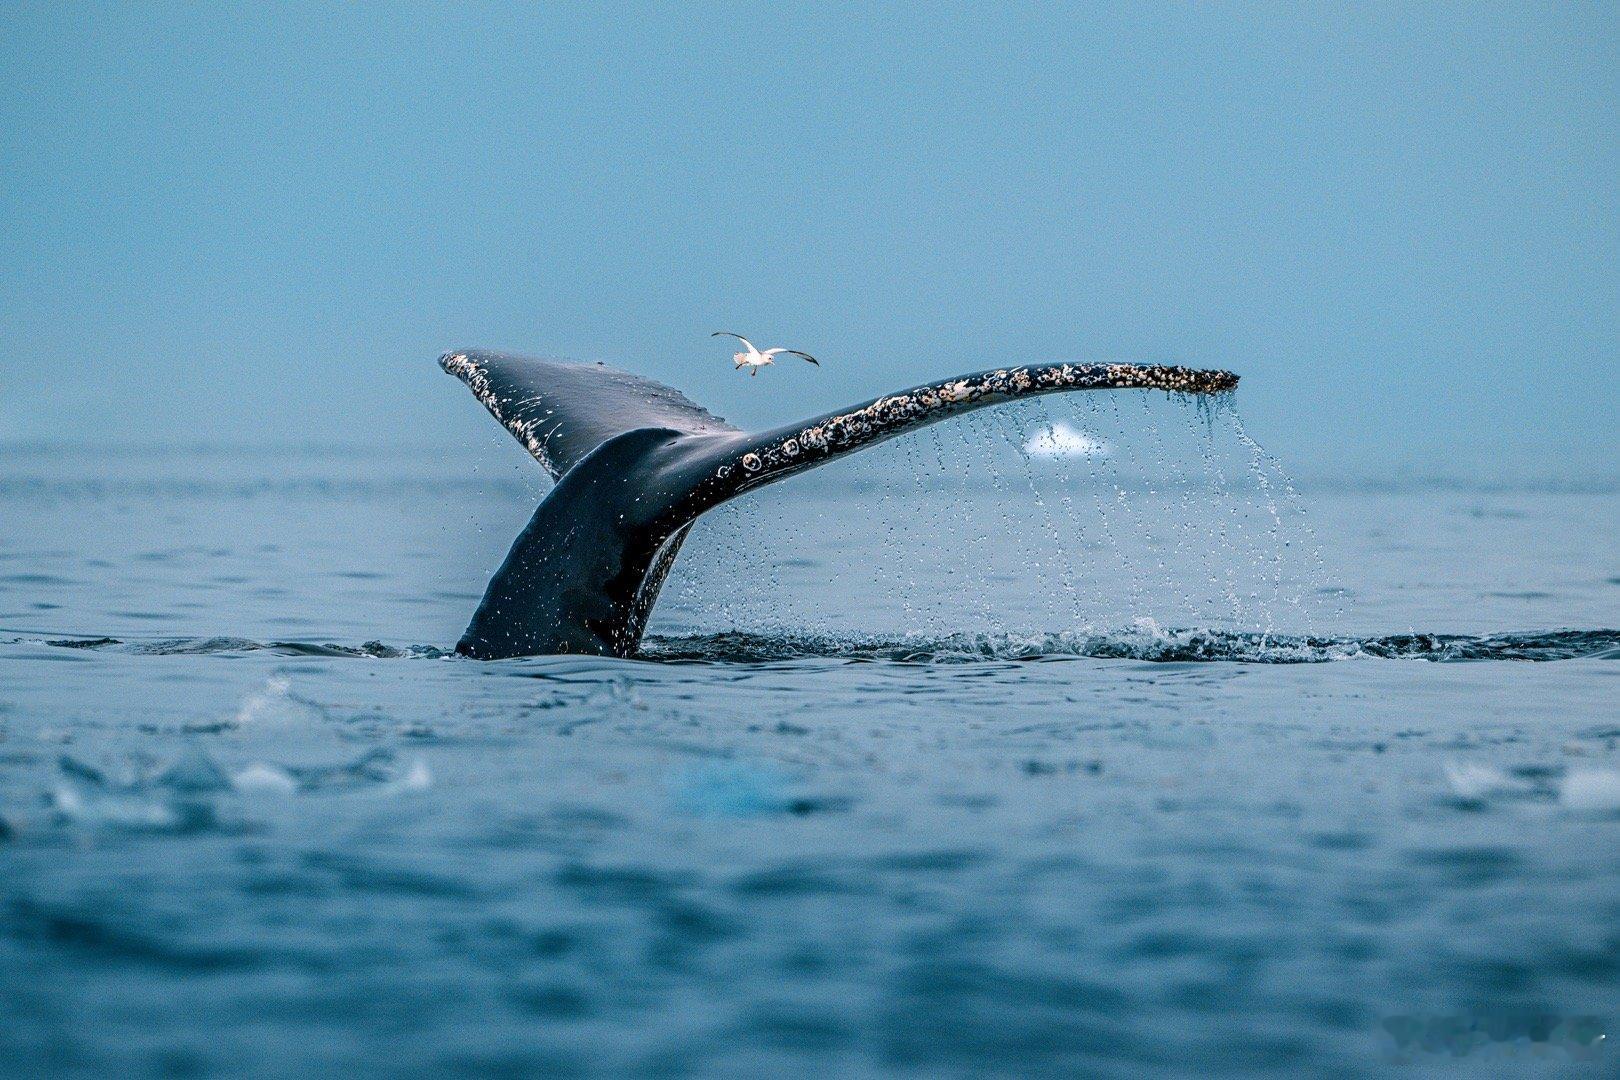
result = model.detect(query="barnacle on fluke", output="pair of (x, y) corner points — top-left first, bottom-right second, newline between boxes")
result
(439, 351), (1237, 659)
(730, 362), (1238, 483)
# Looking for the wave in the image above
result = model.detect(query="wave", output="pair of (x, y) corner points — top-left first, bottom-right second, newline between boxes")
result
(640, 627), (1620, 664)
(22, 627), (1620, 664)
(38, 636), (447, 659)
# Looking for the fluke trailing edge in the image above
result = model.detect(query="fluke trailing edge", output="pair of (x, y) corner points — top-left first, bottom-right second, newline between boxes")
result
(441, 350), (1238, 659)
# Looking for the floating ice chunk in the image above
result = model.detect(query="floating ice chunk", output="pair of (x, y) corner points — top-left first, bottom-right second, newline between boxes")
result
(231, 762), (298, 795)
(1561, 769), (1620, 813)
(1024, 421), (1107, 459)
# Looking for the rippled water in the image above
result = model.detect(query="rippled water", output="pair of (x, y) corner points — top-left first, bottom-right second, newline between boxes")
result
(2, 416), (1617, 1076)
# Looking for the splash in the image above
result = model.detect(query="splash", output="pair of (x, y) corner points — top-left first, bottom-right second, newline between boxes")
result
(659, 387), (1332, 640)
(29, 628), (1620, 664)
(234, 675), (294, 725)
(640, 627), (1620, 665)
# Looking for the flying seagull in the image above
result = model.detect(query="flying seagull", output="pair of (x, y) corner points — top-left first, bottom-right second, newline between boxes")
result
(712, 332), (820, 376)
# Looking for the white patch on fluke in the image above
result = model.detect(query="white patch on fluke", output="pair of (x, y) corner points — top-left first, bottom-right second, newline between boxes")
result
(1024, 421), (1108, 459)
(441, 352), (557, 475)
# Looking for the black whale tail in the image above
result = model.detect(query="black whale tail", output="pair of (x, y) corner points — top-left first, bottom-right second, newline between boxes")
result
(441, 350), (1238, 660)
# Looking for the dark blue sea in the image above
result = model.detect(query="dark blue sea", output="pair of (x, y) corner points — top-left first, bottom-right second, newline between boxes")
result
(3, 398), (1616, 1077)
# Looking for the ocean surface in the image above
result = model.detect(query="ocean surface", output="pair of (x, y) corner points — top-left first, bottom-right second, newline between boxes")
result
(2, 398), (1617, 1077)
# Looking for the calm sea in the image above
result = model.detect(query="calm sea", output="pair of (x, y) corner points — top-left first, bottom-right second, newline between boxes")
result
(3, 399), (1616, 1077)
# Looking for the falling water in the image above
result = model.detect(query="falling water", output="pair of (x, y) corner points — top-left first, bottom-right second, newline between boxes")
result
(919, 424), (978, 633)
(941, 419), (1002, 627)
(1222, 399), (1339, 620)
(1071, 395), (1145, 620)
(1098, 394), (1156, 617)
(990, 405), (1080, 626)
(1030, 402), (1098, 626)
(654, 390), (1332, 644)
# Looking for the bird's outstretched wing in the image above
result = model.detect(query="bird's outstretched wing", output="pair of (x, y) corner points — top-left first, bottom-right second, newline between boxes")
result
(710, 331), (755, 351)
(440, 350), (738, 480)
(762, 347), (820, 366)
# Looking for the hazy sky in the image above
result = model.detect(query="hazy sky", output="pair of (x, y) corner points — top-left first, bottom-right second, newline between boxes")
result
(3, 3), (1615, 480)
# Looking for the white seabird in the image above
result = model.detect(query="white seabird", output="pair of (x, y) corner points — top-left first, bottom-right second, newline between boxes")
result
(711, 332), (820, 376)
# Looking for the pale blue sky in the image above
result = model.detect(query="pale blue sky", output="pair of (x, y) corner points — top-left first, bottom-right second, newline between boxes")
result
(3, 3), (1615, 480)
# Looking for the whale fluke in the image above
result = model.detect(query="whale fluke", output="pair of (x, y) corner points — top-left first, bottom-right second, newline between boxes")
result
(441, 350), (1238, 659)
(440, 351), (738, 479)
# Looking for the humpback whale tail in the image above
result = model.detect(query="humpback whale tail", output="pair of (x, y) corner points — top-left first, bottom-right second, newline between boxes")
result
(441, 350), (1238, 659)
